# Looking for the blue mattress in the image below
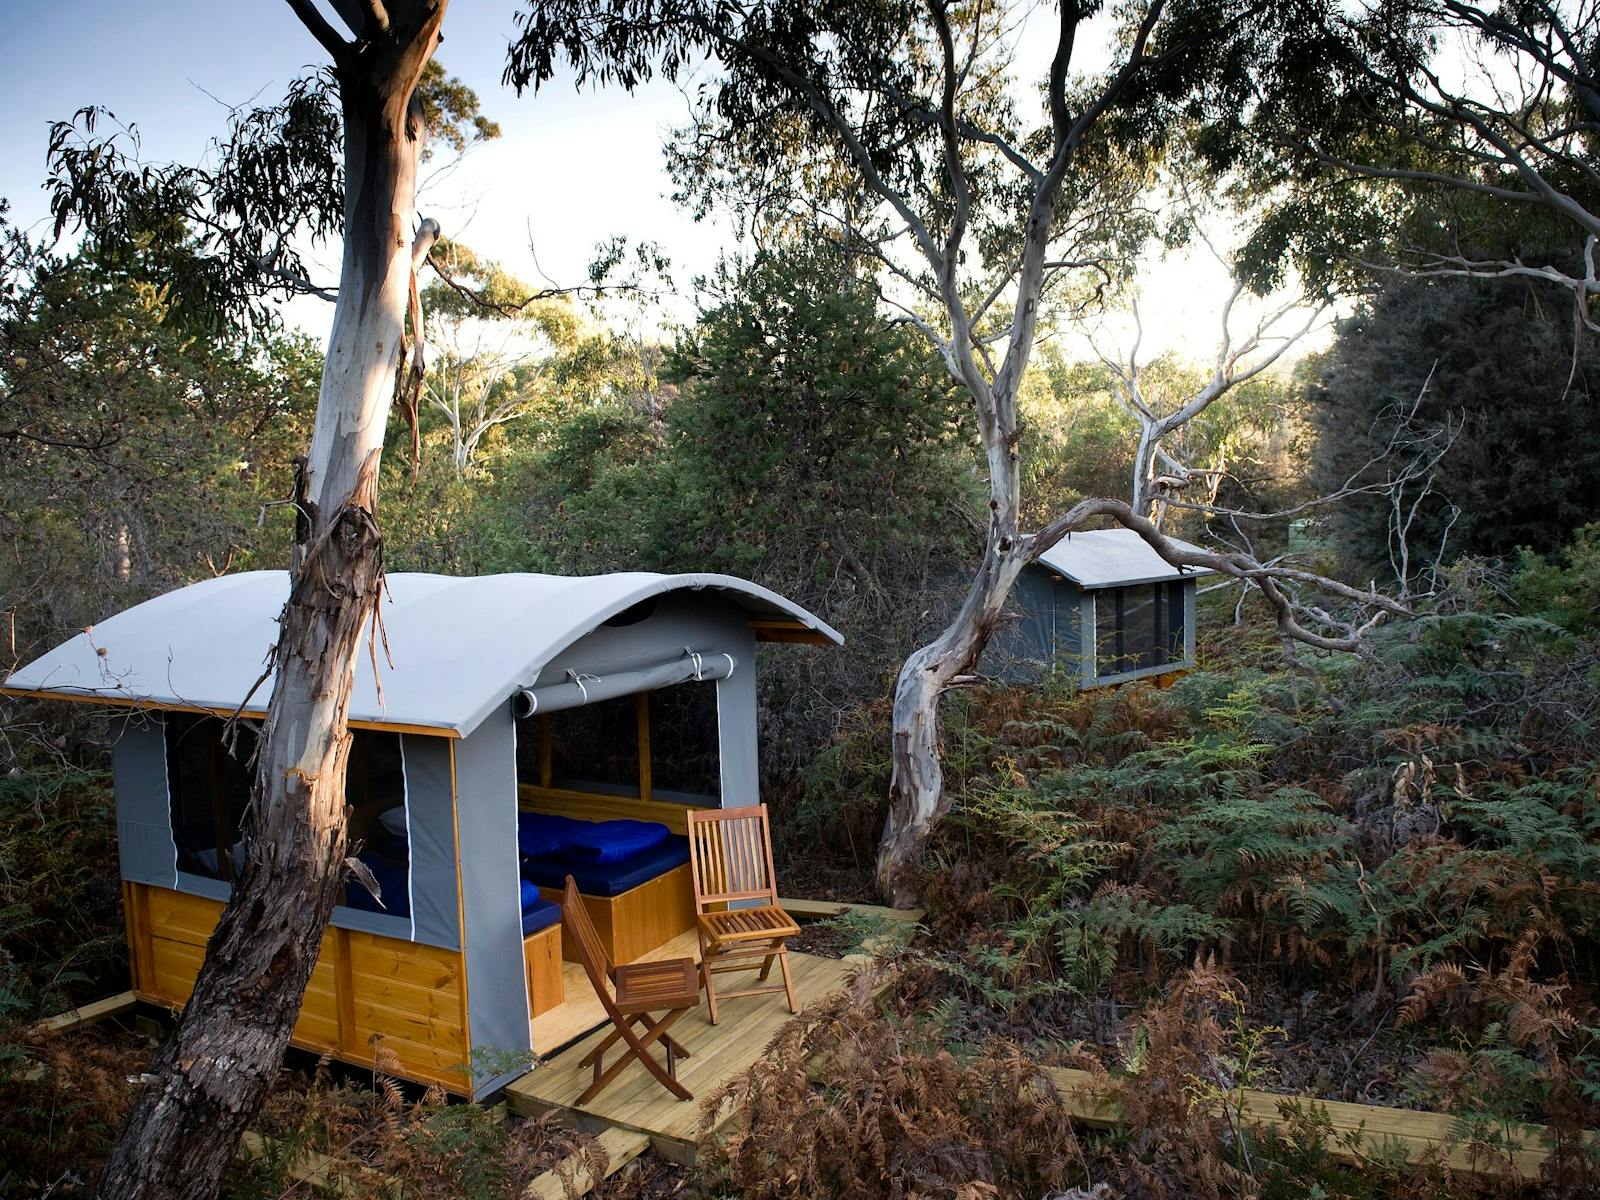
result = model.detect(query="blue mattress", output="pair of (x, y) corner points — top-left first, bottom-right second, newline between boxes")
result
(520, 880), (561, 936)
(567, 818), (670, 864)
(517, 812), (589, 857)
(520, 834), (691, 897)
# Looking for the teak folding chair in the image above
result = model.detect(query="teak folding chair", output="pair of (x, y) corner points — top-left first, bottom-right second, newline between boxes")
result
(685, 804), (799, 1024)
(560, 875), (700, 1104)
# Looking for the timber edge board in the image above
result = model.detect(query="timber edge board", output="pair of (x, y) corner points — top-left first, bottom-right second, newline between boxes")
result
(777, 896), (925, 923)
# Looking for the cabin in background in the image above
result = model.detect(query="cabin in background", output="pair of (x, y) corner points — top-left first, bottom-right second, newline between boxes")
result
(2, 570), (840, 1100)
(985, 528), (1212, 687)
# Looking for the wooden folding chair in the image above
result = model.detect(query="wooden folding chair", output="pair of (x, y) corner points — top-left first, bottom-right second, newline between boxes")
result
(560, 876), (700, 1104)
(685, 804), (799, 1024)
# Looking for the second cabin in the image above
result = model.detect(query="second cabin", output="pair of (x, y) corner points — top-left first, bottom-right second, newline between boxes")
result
(2, 570), (840, 1099)
(986, 527), (1213, 687)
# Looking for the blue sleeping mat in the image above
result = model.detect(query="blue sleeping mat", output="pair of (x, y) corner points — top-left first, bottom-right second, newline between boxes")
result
(567, 818), (670, 863)
(520, 879), (562, 936)
(520, 834), (691, 897)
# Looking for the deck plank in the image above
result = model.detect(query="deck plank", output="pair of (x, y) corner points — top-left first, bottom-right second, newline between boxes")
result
(509, 946), (860, 1150)
(36, 990), (137, 1035)
(1042, 1066), (1585, 1181)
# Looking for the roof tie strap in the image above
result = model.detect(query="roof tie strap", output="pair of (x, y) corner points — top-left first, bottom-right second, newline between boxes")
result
(565, 669), (599, 703)
(685, 646), (704, 681)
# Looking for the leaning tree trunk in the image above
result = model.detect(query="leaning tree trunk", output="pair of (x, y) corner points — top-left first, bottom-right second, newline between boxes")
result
(876, 522), (1029, 905)
(94, 9), (444, 1198)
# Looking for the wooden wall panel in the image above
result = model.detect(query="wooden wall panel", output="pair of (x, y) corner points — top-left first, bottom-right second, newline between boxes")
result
(127, 882), (472, 1094)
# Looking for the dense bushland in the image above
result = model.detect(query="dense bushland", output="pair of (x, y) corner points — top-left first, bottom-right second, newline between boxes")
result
(798, 535), (1600, 1153)
(1306, 274), (1600, 575)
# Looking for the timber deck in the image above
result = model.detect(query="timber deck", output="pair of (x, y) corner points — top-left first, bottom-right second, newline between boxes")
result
(510, 930), (864, 1160)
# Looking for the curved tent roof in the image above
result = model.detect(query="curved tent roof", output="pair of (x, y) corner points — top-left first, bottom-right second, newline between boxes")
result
(2, 571), (842, 737)
(1036, 528), (1215, 590)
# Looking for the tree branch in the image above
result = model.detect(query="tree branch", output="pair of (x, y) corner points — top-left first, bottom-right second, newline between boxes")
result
(286, 0), (354, 61)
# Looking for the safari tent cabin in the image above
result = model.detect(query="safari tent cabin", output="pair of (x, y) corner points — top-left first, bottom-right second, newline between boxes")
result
(1, 571), (840, 1099)
(985, 528), (1212, 687)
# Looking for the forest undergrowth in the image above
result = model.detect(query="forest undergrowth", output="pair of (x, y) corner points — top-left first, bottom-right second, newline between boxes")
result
(776, 541), (1600, 1196)
(4, 540), (1599, 1197)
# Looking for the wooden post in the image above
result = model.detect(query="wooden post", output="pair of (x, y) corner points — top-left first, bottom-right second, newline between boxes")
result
(636, 693), (652, 802)
(539, 714), (553, 788)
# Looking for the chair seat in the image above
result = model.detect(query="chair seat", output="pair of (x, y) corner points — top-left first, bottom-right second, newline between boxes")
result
(698, 905), (799, 944)
(612, 956), (700, 1013)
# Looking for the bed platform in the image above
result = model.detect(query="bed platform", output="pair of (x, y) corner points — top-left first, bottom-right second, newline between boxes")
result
(519, 791), (698, 964)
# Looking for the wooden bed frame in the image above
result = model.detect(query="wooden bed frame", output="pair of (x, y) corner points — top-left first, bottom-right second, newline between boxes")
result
(523, 923), (563, 1017)
(518, 784), (698, 964)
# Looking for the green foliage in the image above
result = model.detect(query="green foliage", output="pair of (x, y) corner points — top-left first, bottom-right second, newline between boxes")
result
(660, 239), (976, 577)
(1511, 523), (1600, 635)
(0, 225), (319, 666)
(0, 767), (121, 1021)
(44, 63), (496, 335)
(1306, 274), (1600, 573)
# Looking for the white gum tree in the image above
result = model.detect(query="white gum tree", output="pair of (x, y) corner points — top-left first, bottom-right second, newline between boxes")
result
(506, 0), (1417, 904)
(1095, 282), (1326, 526)
(48, 3), (453, 1195)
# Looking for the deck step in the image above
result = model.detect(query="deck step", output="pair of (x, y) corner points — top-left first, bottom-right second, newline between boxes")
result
(522, 1126), (650, 1199)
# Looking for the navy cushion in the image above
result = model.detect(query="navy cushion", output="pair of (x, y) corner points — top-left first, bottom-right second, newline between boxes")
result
(517, 812), (588, 857)
(344, 853), (410, 918)
(521, 900), (561, 936)
(566, 818), (671, 864)
(520, 834), (691, 897)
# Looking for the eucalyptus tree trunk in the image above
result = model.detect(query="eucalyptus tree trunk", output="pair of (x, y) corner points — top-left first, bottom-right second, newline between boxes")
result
(878, 529), (1029, 903)
(94, 5), (445, 1198)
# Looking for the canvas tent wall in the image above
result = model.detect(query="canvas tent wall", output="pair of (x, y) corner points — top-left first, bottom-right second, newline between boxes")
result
(985, 528), (1212, 687)
(4, 570), (840, 1098)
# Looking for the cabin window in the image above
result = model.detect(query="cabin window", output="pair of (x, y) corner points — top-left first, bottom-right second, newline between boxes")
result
(165, 713), (255, 881)
(519, 693), (642, 796)
(647, 681), (721, 800)
(166, 716), (411, 918)
(342, 732), (411, 919)
(515, 680), (722, 801)
(1094, 582), (1186, 679)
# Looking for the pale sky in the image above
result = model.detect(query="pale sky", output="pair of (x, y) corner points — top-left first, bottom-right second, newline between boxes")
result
(1, 1), (1321, 367)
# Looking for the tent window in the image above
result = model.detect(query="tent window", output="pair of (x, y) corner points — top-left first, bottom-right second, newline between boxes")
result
(1094, 582), (1186, 679)
(341, 732), (411, 919)
(648, 681), (721, 800)
(166, 713), (254, 881)
(166, 716), (410, 918)
(522, 694), (642, 795)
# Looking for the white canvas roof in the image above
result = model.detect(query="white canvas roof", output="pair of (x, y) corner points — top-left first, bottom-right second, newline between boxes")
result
(3, 571), (842, 737)
(1036, 528), (1215, 590)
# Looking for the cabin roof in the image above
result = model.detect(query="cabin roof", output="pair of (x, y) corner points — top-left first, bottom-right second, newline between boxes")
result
(1035, 528), (1215, 590)
(2, 570), (842, 737)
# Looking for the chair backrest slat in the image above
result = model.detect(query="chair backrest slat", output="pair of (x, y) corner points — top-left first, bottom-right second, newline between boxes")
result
(562, 876), (622, 1016)
(685, 804), (779, 912)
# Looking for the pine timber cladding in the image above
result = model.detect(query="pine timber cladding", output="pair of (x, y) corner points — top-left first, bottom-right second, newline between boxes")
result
(523, 924), (563, 1016)
(124, 881), (472, 1094)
